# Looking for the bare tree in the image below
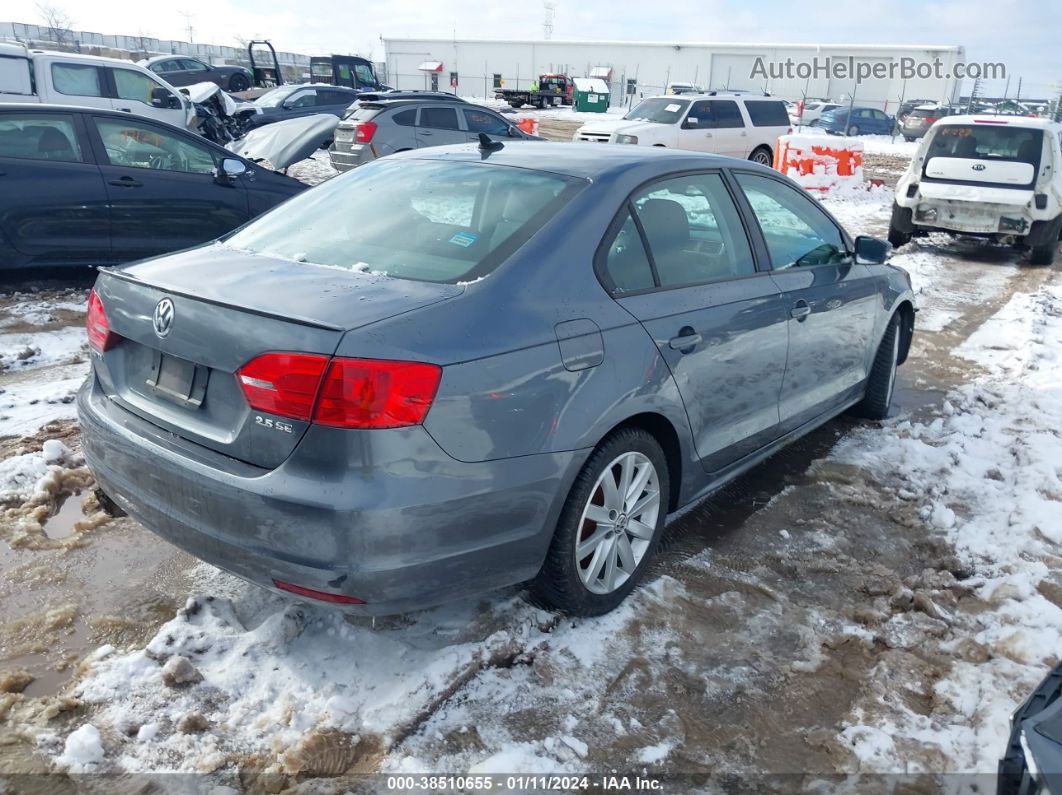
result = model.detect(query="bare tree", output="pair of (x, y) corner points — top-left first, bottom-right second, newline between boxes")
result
(36, 2), (74, 47)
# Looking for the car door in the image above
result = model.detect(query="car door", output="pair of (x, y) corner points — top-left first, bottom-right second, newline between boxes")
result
(462, 107), (512, 143)
(148, 59), (188, 87)
(106, 65), (185, 127)
(415, 106), (466, 148)
(732, 171), (880, 431)
(277, 88), (321, 121)
(88, 114), (248, 262)
(678, 100), (746, 157)
(46, 60), (112, 112)
(871, 110), (893, 134)
(316, 89), (356, 117)
(179, 58), (216, 87)
(0, 110), (110, 265)
(600, 171), (790, 472)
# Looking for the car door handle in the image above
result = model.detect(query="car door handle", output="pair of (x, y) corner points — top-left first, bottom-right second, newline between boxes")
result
(108, 176), (143, 188)
(117, 107), (132, 113)
(790, 301), (812, 320)
(420, 130), (433, 135)
(668, 329), (702, 351)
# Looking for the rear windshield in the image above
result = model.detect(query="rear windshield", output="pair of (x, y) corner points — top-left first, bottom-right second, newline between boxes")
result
(624, 98), (690, 124)
(923, 125), (1044, 186)
(341, 105), (378, 122)
(223, 159), (584, 283)
(911, 108), (942, 118)
(744, 100), (790, 127)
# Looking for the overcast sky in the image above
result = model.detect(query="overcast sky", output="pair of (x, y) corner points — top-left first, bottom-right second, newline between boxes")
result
(9, 0), (1060, 97)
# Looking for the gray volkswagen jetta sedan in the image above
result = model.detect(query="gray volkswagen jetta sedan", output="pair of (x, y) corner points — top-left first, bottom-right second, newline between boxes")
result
(79, 142), (915, 616)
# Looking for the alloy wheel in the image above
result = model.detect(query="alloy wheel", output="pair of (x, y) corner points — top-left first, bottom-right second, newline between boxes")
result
(575, 451), (661, 594)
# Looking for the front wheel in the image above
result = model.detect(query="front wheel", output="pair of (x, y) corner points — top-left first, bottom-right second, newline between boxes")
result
(888, 224), (912, 248)
(849, 314), (901, 420)
(847, 125), (861, 136)
(530, 428), (669, 616)
(748, 146), (773, 166)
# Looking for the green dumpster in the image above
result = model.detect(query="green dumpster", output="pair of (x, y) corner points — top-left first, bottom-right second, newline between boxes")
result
(573, 77), (610, 112)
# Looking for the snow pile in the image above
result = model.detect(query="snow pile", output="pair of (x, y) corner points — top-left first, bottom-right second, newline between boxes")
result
(0, 440), (75, 503)
(775, 134), (866, 193)
(831, 283), (1062, 771)
(57, 724), (104, 772)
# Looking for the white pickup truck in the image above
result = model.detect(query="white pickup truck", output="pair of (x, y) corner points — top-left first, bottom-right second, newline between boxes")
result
(890, 115), (1062, 265)
(0, 41), (193, 129)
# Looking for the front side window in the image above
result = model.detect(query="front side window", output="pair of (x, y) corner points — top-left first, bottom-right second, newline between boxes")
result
(464, 109), (509, 135)
(112, 68), (162, 105)
(95, 118), (216, 174)
(0, 113), (82, 162)
(736, 173), (847, 268)
(627, 173), (755, 288)
(51, 63), (103, 97)
(224, 160), (582, 283)
(354, 64), (376, 86)
(287, 90), (318, 108)
(419, 106), (459, 130)
(624, 98), (690, 125)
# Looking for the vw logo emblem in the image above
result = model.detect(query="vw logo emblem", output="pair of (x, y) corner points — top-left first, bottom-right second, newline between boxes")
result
(153, 298), (175, 338)
(971, 163), (986, 171)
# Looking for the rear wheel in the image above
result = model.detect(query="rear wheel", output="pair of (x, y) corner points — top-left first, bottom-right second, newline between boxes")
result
(888, 224), (912, 248)
(530, 428), (669, 616)
(849, 313), (901, 420)
(749, 146), (773, 166)
(228, 73), (250, 92)
(1029, 215), (1062, 266)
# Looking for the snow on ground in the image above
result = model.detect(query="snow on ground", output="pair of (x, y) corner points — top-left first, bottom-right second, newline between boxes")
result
(793, 126), (919, 159)
(0, 363), (87, 440)
(0, 327), (87, 373)
(460, 95), (628, 123)
(830, 283), (1062, 771)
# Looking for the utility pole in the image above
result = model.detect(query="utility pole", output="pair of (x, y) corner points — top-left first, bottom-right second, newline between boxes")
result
(1016, 76), (1022, 102)
(542, 2), (555, 40)
(179, 11), (195, 44)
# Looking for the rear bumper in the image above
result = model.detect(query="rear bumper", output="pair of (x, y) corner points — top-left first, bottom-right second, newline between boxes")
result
(328, 144), (373, 172)
(78, 377), (584, 614)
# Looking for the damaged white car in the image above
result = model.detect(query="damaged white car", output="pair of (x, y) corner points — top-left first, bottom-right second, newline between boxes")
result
(890, 115), (1062, 265)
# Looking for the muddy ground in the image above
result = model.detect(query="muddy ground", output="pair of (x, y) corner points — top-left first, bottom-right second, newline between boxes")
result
(0, 150), (1058, 789)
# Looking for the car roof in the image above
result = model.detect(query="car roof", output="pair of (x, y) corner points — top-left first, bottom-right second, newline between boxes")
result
(3, 45), (151, 68)
(360, 98), (481, 110)
(0, 102), (223, 136)
(397, 140), (774, 180)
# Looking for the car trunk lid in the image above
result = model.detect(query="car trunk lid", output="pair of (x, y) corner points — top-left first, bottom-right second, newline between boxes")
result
(91, 245), (461, 468)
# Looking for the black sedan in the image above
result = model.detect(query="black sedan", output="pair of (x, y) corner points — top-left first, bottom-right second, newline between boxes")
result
(142, 56), (253, 93)
(245, 84), (362, 130)
(1000, 663), (1062, 794)
(0, 105), (305, 270)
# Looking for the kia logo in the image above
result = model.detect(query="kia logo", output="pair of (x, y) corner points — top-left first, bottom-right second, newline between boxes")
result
(971, 163), (987, 171)
(153, 298), (175, 338)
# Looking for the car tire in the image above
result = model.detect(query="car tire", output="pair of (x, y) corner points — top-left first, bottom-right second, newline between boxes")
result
(529, 428), (670, 616)
(228, 74), (250, 92)
(749, 146), (773, 166)
(847, 124), (861, 136)
(809, 119), (819, 127)
(849, 313), (901, 421)
(903, 136), (915, 142)
(888, 224), (912, 248)
(1029, 215), (1062, 266)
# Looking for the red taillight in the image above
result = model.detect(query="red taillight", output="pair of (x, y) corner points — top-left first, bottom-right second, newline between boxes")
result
(354, 121), (377, 143)
(236, 353), (441, 429)
(236, 352), (330, 421)
(314, 358), (441, 429)
(272, 579), (365, 604)
(86, 288), (117, 352)
(926, 117), (938, 124)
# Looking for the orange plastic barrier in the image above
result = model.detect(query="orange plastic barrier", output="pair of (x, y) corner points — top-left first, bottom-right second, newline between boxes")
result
(773, 135), (864, 192)
(515, 117), (540, 136)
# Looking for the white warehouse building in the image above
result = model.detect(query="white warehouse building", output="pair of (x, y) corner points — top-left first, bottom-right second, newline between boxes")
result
(382, 38), (965, 110)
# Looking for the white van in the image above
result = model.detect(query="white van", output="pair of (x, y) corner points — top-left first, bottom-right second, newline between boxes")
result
(0, 42), (193, 129)
(891, 114), (1062, 265)
(573, 93), (791, 166)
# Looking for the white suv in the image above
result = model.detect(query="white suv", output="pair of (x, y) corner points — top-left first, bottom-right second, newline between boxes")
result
(573, 93), (791, 166)
(891, 115), (1062, 265)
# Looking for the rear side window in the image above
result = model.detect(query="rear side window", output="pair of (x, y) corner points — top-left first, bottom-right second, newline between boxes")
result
(608, 173), (754, 290)
(0, 55), (34, 95)
(707, 100), (744, 129)
(319, 90), (353, 105)
(420, 107), (459, 130)
(224, 159), (583, 283)
(51, 63), (103, 97)
(602, 210), (655, 293)
(0, 113), (82, 162)
(392, 108), (416, 126)
(744, 101), (790, 127)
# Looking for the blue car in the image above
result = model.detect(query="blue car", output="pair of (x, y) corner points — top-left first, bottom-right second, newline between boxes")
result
(819, 106), (895, 136)
(79, 142), (914, 616)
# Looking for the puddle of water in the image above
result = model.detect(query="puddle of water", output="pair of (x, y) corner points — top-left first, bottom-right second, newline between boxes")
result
(40, 492), (83, 540)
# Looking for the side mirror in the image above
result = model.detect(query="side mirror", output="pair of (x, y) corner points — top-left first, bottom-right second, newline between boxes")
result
(507, 126), (518, 137)
(854, 235), (890, 265)
(214, 157), (248, 186)
(151, 87), (181, 109)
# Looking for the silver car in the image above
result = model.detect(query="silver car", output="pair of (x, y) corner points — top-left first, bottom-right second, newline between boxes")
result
(329, 99), (540, 171)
